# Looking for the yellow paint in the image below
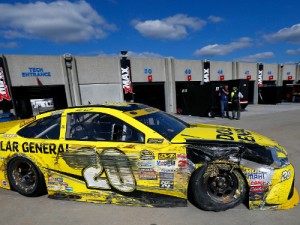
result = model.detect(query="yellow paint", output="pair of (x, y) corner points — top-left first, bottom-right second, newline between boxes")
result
(266, 165), (295, 204)
(0, 104), (298, 210)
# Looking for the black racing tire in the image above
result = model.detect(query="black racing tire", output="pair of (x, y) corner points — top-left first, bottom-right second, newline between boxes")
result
(189, 165), (247, 211)
(7, 157), (47, 197)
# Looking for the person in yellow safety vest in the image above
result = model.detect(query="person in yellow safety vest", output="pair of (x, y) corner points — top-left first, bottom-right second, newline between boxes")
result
(230, 87), (243, 120)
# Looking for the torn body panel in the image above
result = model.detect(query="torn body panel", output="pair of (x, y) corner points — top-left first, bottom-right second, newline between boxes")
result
(186, 140), (298, 210)
(45, 144), (190, 207)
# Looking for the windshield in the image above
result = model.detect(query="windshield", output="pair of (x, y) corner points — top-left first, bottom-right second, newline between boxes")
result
(135, 111), (188, 140)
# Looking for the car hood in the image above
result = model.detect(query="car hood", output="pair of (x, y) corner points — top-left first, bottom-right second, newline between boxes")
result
(171, 123), (279, 147)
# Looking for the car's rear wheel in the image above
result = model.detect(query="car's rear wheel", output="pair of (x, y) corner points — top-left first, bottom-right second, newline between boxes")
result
(189, 165), (247, 211)
(7, 157), (47, 197)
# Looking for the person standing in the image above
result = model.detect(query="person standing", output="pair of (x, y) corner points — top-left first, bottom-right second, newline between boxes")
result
(219, 84), (229, 118)
(231, 87), (243, 120)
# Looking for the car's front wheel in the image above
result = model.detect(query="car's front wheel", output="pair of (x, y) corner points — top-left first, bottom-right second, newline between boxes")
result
(189, 165), (247, 211)
(7, 157), (47, 197)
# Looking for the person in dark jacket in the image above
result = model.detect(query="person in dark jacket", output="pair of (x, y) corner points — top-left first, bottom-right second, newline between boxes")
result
(219, 84), (229, 118)
(231, 87), (243, 120)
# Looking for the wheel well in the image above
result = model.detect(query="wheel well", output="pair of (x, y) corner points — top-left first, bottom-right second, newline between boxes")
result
(7, 156), (47, 195)
(187, 163), (249, 200)
(187, 162), (249, 211)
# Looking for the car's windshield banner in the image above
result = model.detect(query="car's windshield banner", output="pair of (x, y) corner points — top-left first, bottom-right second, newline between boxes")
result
(124, 107), (160, 117)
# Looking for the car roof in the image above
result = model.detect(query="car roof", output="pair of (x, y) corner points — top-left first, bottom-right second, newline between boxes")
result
(52, 102), (150, 114)
(74, 102), (149, 111)
(34, 103), (154, 119)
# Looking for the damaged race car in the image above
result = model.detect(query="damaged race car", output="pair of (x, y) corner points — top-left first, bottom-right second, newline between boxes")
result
(0, 103), (298, 211)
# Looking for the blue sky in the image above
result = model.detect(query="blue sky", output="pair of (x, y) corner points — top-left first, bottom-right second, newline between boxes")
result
(1, 0), (300, 64)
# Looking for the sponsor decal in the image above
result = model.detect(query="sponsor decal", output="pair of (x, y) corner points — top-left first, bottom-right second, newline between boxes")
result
(250, 180), (269, 186)
(55, 178), (63, 183)
(61, 182), (69, 187)
(159, 168), (176, 173)
(22, 142), (68, 155)
(137, 160), (155, 169)
(144, 108), (156, 113)
(247, 172), (268, 180)
(121, 66), (133, 93)
(234, 129), (255, 143)
(138, 170), (157, 180)
(21, 67), (51, 77)
(203, 70), (210, 82)
(3, 134), (17, 138)
(249, 192), (265, 201)
(48, 185), (61, 191)
(51, 110), (64, 115)
(0, 141), (18, 152)
(160, 180), (174, 189)
(19, 117), (36, 127)
(66, 187), (73, 192)
(177, 154), (187, 168)
(203, 61), (210, 83)
(156, 160), (176, 167)
(120, 58), (133, 101)
(250, 185), (269, 192)
(140, 150), (155, 160)
(158, 153), (176, 160)
(216, 127), (234, 141)
(139, 168), (154, 171)
(159, 172), (174, 180)
(48, 179), (68, 188)
(75, 108), (94, 112)
(147, 138), (164, 144)
(2, 180), (7, 186)
(0, 67), (11, 102)
(60, 185), (66, 191)
(281, 170), (291, 181)
(216, 127), (255, 143)
(0, 141), (68, 154)
(257, 63), (264, 87)
(257, 70), (263, 87)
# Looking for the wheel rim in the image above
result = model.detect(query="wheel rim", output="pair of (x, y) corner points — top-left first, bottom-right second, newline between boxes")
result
(11, 160), (37, 193)
(205, 170), (239, 203)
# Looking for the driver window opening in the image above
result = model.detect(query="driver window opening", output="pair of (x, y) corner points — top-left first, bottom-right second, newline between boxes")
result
(17, 114), (61, 139)
(66, 112), (144, 143)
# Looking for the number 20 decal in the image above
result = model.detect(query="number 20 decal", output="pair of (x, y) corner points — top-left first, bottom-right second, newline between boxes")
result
(281, 170), (291, 182)
(83, 149), (136, 192)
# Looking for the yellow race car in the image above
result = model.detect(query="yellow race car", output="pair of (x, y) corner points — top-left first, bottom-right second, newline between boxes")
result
(0, 103), (298, 211)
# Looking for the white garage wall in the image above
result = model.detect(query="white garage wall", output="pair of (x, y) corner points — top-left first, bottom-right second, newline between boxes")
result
(79, 84), (123, 105)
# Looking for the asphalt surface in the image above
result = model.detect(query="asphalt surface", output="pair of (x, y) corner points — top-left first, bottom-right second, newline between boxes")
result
(0, 103), (299, 225)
